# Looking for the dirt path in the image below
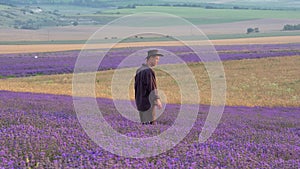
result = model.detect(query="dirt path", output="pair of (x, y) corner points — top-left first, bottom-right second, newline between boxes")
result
(0, 36), (299, 54)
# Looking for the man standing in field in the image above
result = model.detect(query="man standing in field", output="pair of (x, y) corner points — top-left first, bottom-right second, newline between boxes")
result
(135, 49), (163, 125)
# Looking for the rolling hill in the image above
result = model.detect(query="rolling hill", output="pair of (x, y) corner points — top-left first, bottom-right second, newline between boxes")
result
(0, 5), (74, 29)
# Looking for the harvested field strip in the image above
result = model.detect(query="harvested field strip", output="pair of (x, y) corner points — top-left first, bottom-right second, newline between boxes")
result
(0, 36), (299, 54)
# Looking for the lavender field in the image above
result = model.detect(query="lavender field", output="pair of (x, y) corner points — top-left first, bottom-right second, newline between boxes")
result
(1, 0), (300, 168)
(0, 41), (299, 168)
(0, 43), (299, 78)
(0, 91), (299, 168)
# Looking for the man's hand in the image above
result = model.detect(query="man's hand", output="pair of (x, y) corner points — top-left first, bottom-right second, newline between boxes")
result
(155, 99), (162, 110)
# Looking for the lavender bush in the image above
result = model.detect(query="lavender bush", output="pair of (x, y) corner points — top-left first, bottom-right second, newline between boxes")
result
(0, 43), (299, 78)
(0, 91), (299, 168)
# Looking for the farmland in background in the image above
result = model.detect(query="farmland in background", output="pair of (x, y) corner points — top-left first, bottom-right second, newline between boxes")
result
(0, 4), (299, 43)
(2, 0), (300, 10)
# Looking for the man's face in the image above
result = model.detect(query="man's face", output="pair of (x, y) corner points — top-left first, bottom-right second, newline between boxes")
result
(148, 56), (160, 67)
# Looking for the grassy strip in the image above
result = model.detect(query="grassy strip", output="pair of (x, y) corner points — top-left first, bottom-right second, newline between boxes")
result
(103, 6), (300, 20)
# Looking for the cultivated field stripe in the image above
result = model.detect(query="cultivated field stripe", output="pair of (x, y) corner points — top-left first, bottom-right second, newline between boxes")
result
(0, 36), (299, 54)
(0, 56), (299, 107)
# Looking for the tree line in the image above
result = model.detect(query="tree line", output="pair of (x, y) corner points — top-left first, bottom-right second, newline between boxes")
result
(283, 24), (300, 31)
(1, 0), (297, 10)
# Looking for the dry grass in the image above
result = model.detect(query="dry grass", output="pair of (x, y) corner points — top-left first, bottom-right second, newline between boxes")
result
(0, 36), (300, 54)
(0, 56), (299, 107)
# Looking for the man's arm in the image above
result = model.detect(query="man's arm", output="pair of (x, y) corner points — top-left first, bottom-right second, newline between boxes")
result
(154, 98), (162, 110)
(148, 69), (162, 109)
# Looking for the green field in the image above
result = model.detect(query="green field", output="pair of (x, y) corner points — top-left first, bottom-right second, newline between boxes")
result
(80, 6), (300, 26)
(0, 5), (10, 10)
(102, 6), (300, 22)
(39, 5), (300, 26)
(220, 0), (300, 9)
(103, 6), (300, 19)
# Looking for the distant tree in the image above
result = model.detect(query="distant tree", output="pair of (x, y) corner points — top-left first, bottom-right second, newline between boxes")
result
(161, 3), (171, 6)
(233, 6), (249, 10)
(247, 28), (254, 34)
(205, 5), (218, 9)
(72, 21), (78, 26)
(283, 24), (292, 30)
(117, 4), (136, 9)
(14, 19), (22, 29)
(283, 24), (300, 31)
(247, 27), (259, 34)
(17, 19), (40, 30)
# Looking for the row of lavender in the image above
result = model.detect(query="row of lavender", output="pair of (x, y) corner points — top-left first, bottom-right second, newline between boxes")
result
(0, 43), (299, 78)
(0, 91), (299, 168)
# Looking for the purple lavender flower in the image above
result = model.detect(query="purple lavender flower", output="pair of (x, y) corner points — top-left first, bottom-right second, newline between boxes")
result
(0, 91), (299, 168)
(0, 43), (299, 78)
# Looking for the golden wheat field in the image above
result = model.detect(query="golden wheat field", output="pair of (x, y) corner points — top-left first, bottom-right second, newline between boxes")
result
(1, 55), (299, 107)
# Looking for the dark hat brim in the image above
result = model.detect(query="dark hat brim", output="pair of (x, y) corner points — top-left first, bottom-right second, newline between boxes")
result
(147, 53), (163, 58)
